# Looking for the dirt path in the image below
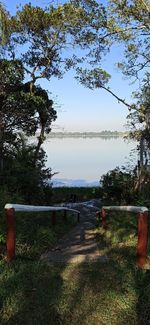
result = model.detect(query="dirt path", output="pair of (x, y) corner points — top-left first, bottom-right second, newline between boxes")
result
(41, 199), (108, 263)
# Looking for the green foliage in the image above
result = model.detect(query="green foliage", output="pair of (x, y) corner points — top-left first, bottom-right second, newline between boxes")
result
(0, 58), (56, 203)
(0, 3), (10, 44)
(10, 210), (76, 259)
(1, 1), (108, 84)
(0, 1), (109, 207)
(0, 189), (24, 245)
(73, 0), (150, 196)
(76, 67), (111, 89)
(0, 59), (56, 139)
(0, 59), (24, 91)
(1, 136), (53, 204)
(108, 0), (150, 79)
(100, 167), (137, 204)
(126, 75), (150, 194)
(0, 206), (150, 323)
(51, 186), (102, 203)
(36, 227), (57, 246)
(0, 187), (24, 211)
(127, 74), (150, 140)
(0, 0), (149, 203)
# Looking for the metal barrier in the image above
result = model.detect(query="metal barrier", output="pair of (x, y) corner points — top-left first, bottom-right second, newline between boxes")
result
(96, 206), (149, 268)
(4, 203), (80, 262)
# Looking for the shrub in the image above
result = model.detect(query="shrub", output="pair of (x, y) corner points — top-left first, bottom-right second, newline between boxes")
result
(100, 167), (137, 204)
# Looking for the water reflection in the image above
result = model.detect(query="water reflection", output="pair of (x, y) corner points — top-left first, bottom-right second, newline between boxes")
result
(42, 137), (136, 185)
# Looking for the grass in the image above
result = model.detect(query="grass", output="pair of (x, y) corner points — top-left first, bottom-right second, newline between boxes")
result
(0, 209), (77, 259)
(0, 195), (150, 324)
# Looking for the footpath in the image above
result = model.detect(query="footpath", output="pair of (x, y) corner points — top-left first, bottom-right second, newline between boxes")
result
(41, 199), (108, 263)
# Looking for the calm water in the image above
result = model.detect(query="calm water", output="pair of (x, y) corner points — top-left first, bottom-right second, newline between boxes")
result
(43, 137), (137, 187)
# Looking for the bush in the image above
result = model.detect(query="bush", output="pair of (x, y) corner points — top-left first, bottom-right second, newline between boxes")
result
(100, 167), (137, 204)
(0, 187), (24, 211)
(0, 140), (53, 205)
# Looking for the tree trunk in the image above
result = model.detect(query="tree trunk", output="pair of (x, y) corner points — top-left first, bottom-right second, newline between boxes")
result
(33, 126), (45, 166)
(135, 138), (150, 193)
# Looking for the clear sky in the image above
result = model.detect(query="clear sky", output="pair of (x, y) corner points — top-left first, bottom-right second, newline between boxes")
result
(3, 0), (138, 132)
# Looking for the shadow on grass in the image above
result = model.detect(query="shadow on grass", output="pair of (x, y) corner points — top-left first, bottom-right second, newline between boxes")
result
(0, 211), (150, 324)
(0, 260), (65, 324)
(0, 211), (76, 324)
(95, 212), (150, 325)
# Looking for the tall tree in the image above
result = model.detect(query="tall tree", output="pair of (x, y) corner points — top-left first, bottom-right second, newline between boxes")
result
(1, 1), (108, 89)
(0, 0), (110, 170)
(75, 0), (150, 193)
(0, 59), (57, 180)
(1, 0), (149, 194)
(126, 74), (150, 192)
(106, 0), (150, 175)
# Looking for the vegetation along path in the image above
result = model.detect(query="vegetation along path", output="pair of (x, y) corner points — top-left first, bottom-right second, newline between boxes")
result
(0, 198), (150, 324)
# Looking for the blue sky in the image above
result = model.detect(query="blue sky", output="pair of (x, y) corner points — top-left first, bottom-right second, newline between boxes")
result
(3, 0), (138, 132)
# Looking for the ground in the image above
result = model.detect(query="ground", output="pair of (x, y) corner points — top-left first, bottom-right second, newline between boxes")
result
(0, 199), (150, 324)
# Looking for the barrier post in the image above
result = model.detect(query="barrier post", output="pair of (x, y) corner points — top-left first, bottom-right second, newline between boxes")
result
(77, 212), (80, 223)
(96, 211), (101, 224)
(137, 211), (148, 267)
(5, 208), (15, 262)
(51, 211), (56, 225)
(63, 210), (67, 222)
(101, 208), (107, 228)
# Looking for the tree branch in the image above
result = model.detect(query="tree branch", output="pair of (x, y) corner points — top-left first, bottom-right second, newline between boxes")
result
(100, 24), (149, 42)
(101, 85), (132, 110)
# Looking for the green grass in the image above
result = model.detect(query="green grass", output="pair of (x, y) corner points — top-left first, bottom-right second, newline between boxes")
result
(0, 205), (150, 324)
(0, 210), (77, 260)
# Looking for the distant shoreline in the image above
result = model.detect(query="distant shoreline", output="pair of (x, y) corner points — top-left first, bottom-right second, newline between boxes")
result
(47, 131), (128, 138)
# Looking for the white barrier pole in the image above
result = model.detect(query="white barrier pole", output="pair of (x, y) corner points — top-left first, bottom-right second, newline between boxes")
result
(4, 203), (80, 262)
(99, 206), (149, 268)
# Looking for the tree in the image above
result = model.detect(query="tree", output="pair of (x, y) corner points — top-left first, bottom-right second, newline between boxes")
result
(0, 59), (57, 182)
(0, 1), (103, 201)
(108, 0), (150, 194)
(100, 167), (137, 204)
(75, 67), (132, 109)
(107, 0), (150, 177)
(75, 0), (150, 194)
(107, 0), (150, 80)
(5, 135), (53, 204)
(75, 0), (150, 105)
(1, 0), (149, 197)
(126, 74), (150, 192)
(1, 1), (149, 116)
(0, 2), (10, 44)
(1, 1), (109, 89)
(0, 0), (111, 196)
(0, 0), (110, 165)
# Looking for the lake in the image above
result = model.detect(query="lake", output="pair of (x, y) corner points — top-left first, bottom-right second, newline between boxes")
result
(43, 136), (137, 187)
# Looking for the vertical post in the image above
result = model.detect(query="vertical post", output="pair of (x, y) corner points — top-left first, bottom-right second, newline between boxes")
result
(51, 211), (56, 226)
(96, 211), (101, 224)
(5, 208), (15, 262)
(101, 208), (107, 228)
(63, 210), (67, 222)
(137, 211), (148, 268)
(77, 212), (80, 223)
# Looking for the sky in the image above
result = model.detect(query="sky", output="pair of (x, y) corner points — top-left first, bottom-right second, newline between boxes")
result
(3, 0), (138, 132)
